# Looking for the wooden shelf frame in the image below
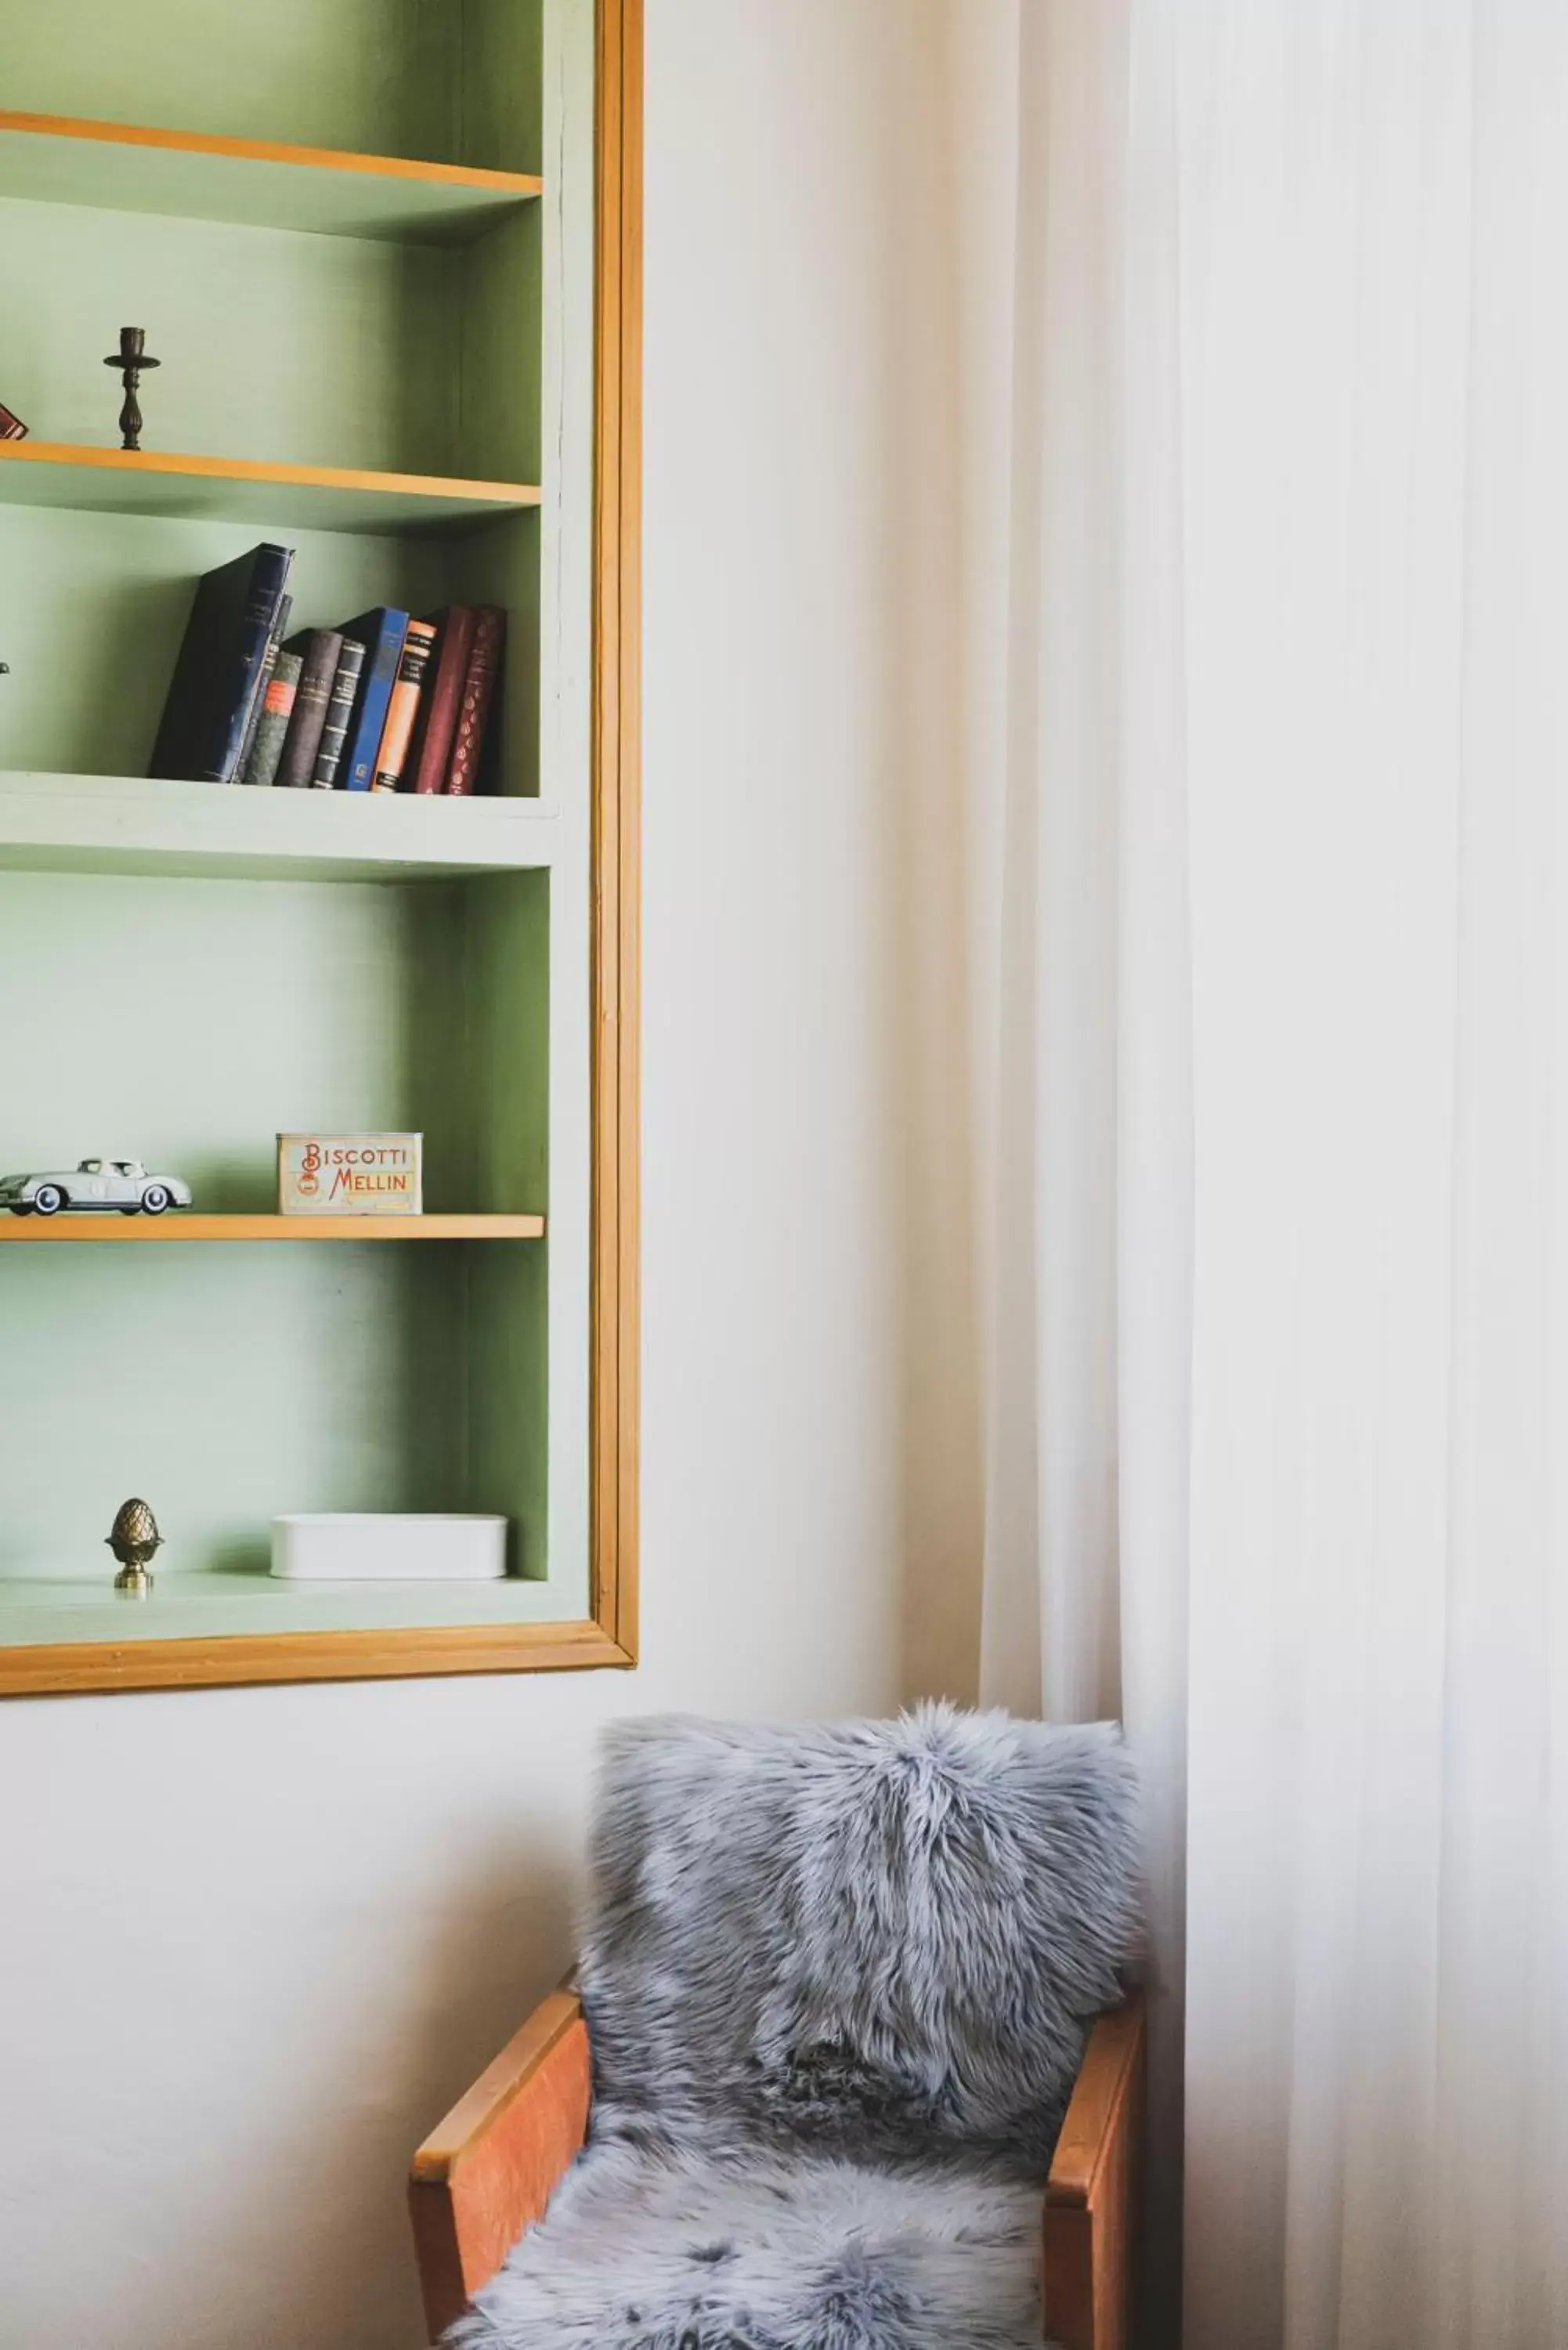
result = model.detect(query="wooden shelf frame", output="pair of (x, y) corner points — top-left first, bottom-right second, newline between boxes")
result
(0, 1215), (544, 1245)
(0, 440), (541, 536)
(0, 0), (644, 1701)
(0, 1618), (622, 1700)
(590, 0), (645, 1668)
(0, 109), (543, 244)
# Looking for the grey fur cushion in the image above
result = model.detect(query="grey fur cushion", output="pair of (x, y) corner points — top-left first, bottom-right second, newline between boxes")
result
(451, 1705), (1141, 2350)
(453, 2141), (1044, 2350)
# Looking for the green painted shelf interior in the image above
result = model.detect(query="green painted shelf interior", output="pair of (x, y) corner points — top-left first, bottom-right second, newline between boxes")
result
(0, 197), (540, 485)
(0, 0), (594, 1643)
(0, 864), (552, 1591)
(0, 114), (542, 247)
(0, 0), (544, 175)
(0, 772), (557, 882)
(0, 1571), (574, 1648)
(0, 510), (540, 790)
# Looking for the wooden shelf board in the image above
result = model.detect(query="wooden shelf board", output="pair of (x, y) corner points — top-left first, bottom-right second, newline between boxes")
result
(0, 442), (541, 535)
(0, 1579), (598, 1670)
(0, 772), (557, 881)
(0, 110), (541, 244)
(0, 1213), (544, 1244)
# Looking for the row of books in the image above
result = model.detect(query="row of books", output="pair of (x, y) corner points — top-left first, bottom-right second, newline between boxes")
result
(149, 541), (507, 794)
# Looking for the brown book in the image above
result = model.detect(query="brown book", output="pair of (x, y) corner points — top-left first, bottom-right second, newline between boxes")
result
(370, 619), (439, 794)
(446, 606), (506, 796)
(409, 608), (477, 795)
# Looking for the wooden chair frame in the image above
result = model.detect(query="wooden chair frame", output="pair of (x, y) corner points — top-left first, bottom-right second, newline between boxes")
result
(409, 1988), (1145, 2350)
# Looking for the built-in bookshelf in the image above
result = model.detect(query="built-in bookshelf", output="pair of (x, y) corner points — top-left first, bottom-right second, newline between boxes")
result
(0, 0), (641, 1697)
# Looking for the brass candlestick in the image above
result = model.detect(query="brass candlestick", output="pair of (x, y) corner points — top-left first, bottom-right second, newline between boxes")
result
(103, 327), (161, 452)
(107, 1497), (163, 1596)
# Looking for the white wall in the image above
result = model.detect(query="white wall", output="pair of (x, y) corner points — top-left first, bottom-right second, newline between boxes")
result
(0, 6), (980, 2343)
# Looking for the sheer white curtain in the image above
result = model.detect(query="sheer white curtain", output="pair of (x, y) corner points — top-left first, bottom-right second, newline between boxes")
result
(970, 2), (1190, 2336)
(968, 4), (1568, 2346)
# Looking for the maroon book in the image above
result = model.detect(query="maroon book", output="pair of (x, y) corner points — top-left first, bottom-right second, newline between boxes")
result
(409, 607), (477, 795)
(0, 400), (27, 441)
(445, 606), (506, 796)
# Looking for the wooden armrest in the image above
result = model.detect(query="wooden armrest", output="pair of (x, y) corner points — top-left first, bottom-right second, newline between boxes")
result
(408, 1984), (1141, 2349)
(408, 1987), (591, 2344)
(1041, 1995), (1146, 2350)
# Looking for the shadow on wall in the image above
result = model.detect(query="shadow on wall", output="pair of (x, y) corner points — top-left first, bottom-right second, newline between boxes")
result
(108, 1836), (574, 2350)
(880, 0), (989, 1713)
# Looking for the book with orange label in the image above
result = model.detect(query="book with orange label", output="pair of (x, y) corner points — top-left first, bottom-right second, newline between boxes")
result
(370, 618), (439, 794)
(238, 645), (303, 788)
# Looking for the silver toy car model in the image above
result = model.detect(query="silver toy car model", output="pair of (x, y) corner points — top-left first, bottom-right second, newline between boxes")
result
(0, 1159), (193, 1217)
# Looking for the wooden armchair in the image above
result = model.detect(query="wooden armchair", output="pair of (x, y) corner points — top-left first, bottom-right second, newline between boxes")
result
(409, 1986), (1145, 2350)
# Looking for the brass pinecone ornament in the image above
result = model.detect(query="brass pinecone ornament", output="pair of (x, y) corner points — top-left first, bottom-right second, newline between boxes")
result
(108, 1497), (163, 1596)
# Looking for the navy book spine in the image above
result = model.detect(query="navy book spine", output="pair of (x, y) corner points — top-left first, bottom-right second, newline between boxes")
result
(311, 639), (367, 788)
(149, 542), (293, 783)
(201, 549), (295, 783)
(338, 609), (410, 794)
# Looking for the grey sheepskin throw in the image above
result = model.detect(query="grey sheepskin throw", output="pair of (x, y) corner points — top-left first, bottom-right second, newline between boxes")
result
(451, 1705), (1142, 2350)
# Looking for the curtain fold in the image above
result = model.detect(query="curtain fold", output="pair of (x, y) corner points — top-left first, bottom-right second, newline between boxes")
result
(974, 6), (1190, 2341)
(968, 3), (1568, 2345)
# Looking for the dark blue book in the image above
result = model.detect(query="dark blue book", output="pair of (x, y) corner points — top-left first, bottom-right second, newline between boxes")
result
(148, 544), (295, 784)
(336, 608), (410, 793)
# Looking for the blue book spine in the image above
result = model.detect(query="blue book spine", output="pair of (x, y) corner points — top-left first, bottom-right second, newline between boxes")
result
(339, 610), (410, 792)
(201, 548), (294, 783)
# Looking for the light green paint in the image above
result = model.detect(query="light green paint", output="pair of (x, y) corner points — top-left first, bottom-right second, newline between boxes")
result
(459, 212), (544, 484)
(0, 772), (556, 883)
(0, 165), (543, 495)
(0, 514), (444, 775)
(0, 514), (539, 783)
(0, 1241), (467, 1580)
(0, 866), (555, 1603)
(0, 197), (461, 473)
(0, 1568), (577, 1647)
(0, 0), (542, 174)
(462, 0), (547, 177)
(0, 870), (547, 1216)
(0, 118), (538, 246)
(464, 876), (552, 1578)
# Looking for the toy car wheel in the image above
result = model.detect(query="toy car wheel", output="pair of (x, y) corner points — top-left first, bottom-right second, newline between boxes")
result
(31, 1185), (63, 1217)
(140, 1184), (172, 1217)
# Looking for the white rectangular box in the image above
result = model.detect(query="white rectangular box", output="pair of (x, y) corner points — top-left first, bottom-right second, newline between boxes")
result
(270, 1513), (508, 1581)
(277, 1132), (422, 1215)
